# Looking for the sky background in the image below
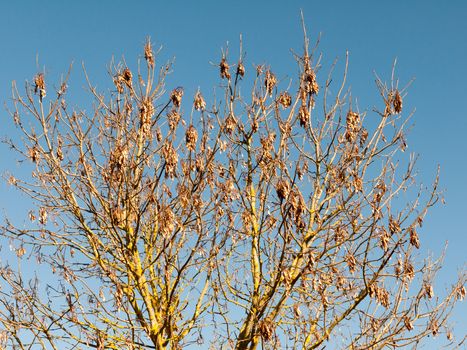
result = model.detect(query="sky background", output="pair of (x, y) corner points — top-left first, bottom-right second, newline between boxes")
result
(0, 0), (466, 345)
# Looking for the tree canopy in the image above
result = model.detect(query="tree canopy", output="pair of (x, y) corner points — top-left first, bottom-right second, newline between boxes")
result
(0, 28), (465, 349)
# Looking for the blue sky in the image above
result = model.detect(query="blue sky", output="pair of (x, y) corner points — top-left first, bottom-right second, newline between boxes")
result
(0, 0), (466, 344)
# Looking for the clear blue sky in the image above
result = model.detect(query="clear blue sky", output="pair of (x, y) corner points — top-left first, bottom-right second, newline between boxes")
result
(1, 0), (466, 343)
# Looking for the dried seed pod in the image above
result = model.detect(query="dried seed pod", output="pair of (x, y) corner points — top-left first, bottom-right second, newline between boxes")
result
(39, 207), (47, 225)
(185, 125), (198, 151)
(251, 118), (259, 133)
(193, 91), (206, 111)
(28, 145), (40, 163)
(424, 283), (434, 299)
(336, 274), (347, 290)
(162, 141), (178, 178)
(389, 216), (401, 234)
(456, 285), (466, 301)
(376, 286), (390, 308)
(293, 304), (301, 318)
(334, 226), (347, 244)
(224, 114), (236, 135)
(167, 110), (181, 131)
(278, 92), (292, 108)
(368, 284), (389, 307)
(177, 184), (190, 209)
(303, 68), (319, 95)
(8, 176), (17, 186)
(16, 246), (26, 258)
(158, 205), (175, 237)
(275, 179), (290, 202)
(298, 105), (310, 127)
(258, 319), (275, 341)
(139, 98), (155, 137)
(345, 253), (357, 273)
(114, 75), (124, 94)
(170, 88), (184, 107)
(114, 283), (123, 311)
(154, 128), (162, 143)
(56, 137), (64, 161)
(288, 188), (306, 220)
(346, 111), (360, 128)
(34, 73), (46, 100)
(393, 90), (403, 113)
(219, 58), (231, 80)
(353, 175), (363, 192)
(144, 39), (155, 67)
(241, 210), (253, 228)
(379, 227), (390, 251)
(260, 133), (275, 153)
(409, 227), (420, 249)
(345, 111), (361, 142)
(404, 261), (415, 281)
(122, 68), (133, 87)
(395, 258), (403, 277)
(264, 70), (277, 95)
(360, 128), (369, 146)
(237, 62), (245, 77)
(404, 316), (414, 331)
(109, 143), (128, 171)
(297, 162), (307, 181)
(111, 206), (126, 227)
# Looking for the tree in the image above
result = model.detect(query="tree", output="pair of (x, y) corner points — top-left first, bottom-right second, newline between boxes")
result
(0, 25), (465, 350)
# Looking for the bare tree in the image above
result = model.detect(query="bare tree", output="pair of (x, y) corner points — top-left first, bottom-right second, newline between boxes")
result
(0, 25), (465, 350)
